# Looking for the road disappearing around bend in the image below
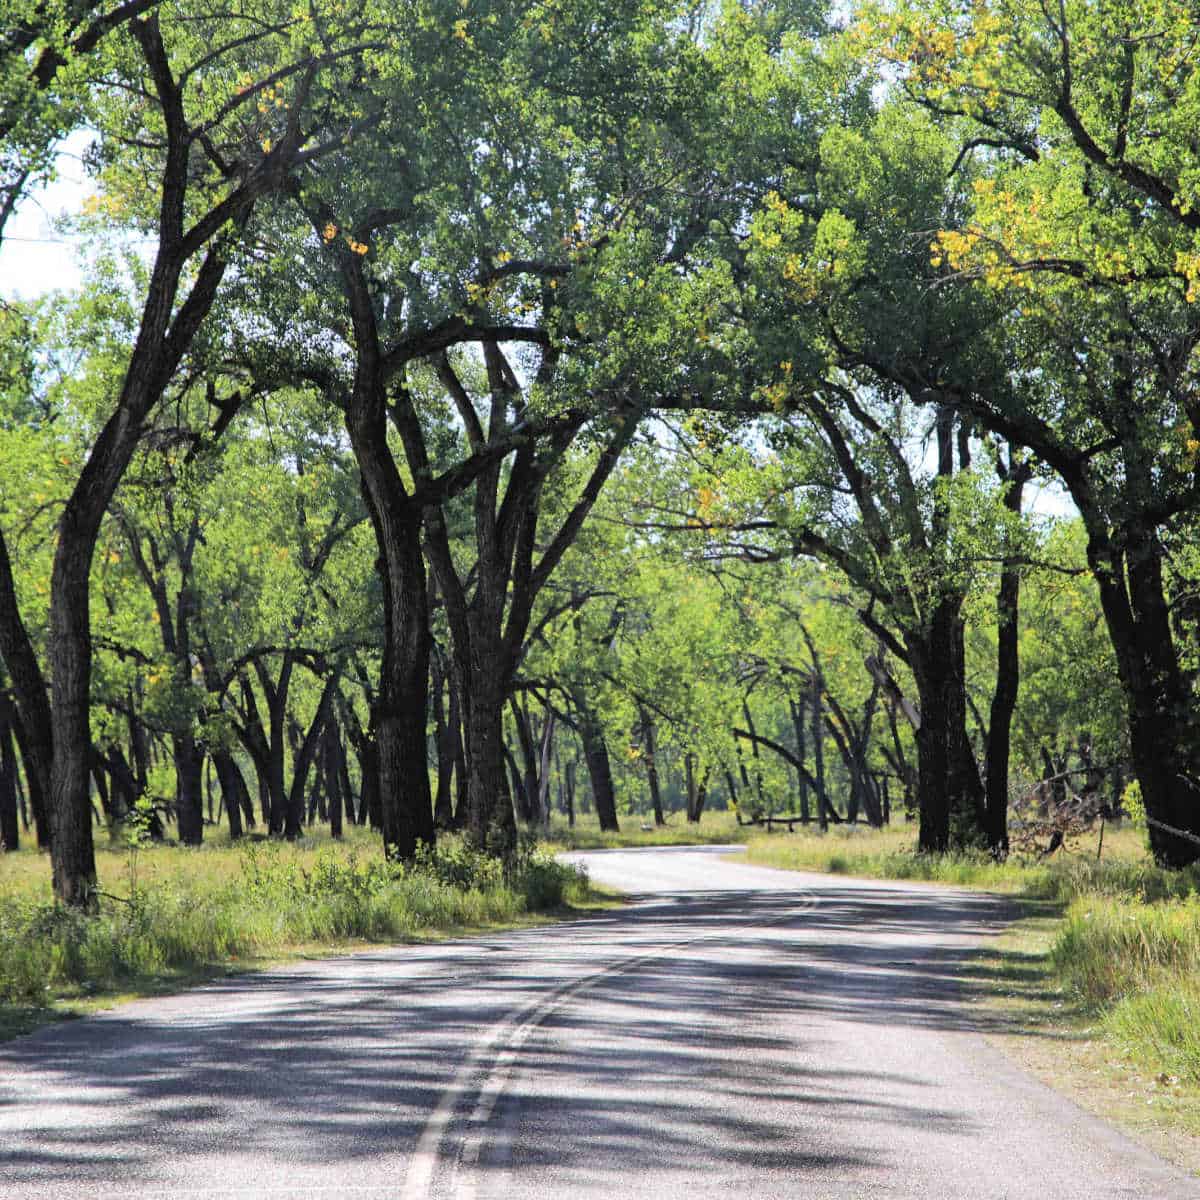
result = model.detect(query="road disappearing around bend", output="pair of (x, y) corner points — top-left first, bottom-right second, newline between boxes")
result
(1, 847), (1193, 1198)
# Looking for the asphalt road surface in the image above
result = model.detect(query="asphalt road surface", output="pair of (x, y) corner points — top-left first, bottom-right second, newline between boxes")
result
(1, 846), (1195, 1198)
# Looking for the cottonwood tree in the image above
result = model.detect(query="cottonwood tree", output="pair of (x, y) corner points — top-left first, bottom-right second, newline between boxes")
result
(0, 0), (385, 904)
(863, 2), (1200, 863)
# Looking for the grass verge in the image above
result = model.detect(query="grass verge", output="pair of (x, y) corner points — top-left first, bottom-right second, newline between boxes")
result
(0, 828), (608, 1041)
(542, 807), (752, 851)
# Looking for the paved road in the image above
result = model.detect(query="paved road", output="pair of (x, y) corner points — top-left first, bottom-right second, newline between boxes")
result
(0, 846), (1194, 1198)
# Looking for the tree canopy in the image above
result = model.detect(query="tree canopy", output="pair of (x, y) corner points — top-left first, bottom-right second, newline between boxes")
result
(3, 0), (1199, 902)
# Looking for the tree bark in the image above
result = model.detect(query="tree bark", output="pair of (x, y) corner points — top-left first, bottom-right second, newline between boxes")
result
(640, 707), (664, 826)
(212, 749), (247, 841)
(0, 697), (19, 850)
(575, 689), (618, 832)
(431, 647), (456, 830)
(984, 450), (1029, 857)
(173, 731), (205, 845)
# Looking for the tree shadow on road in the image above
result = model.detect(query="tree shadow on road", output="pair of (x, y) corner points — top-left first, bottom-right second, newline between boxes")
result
(0, 881), (1078, 1196)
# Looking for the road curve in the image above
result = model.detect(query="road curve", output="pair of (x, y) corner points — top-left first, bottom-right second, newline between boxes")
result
(0, 846), (1194, 1198)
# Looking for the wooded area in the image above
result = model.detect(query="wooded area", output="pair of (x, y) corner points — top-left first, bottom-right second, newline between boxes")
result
(3, 0), (1200, 908)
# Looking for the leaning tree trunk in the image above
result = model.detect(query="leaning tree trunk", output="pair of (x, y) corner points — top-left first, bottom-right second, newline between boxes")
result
(0, 700), (19, 851)
(211, 750), (247, 841)
(640, 708), (665, 826)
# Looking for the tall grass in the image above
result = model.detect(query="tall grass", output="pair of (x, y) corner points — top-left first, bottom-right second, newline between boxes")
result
(0, 835), (587, 1010)
(740, 823), (1193, 900)
(1052, 895), (1200, 1083)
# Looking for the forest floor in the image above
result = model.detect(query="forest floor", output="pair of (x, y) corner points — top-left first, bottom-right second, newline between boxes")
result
(0, 825), (616, 1042)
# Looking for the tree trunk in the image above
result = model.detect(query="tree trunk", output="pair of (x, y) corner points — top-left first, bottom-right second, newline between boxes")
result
(641, 708), (664, 826)
(173, 731), (205, 845)
(348, 407), (435, 858)
(536, 711), (555, 830)
(576, 691), (618, 832)
(1086, 523), (1200, 867)
(461, 660), (514, 852)
(324, 722), (344, 839)
(504, 742), (530, 824)
(984, 455), (1028, 857)
(0, 699), (19, 851)
(564, 755), (576, 827)
(212, 750), (246, 841)
(0, 540), (54, 849)
(509, 697), (540, 826)
(48, 528), (99, 903)
(789, 697), (809, 823)
(693, 769), (709, 823)
(811, 676), (829, 831)
(9, 705), (49, 847)
(431, 650), (456, 830)
(684, 752), (697, 823)
(360, 727), (382, 830)
(910, 603), (986, 853)
(285, 675), (338, 840)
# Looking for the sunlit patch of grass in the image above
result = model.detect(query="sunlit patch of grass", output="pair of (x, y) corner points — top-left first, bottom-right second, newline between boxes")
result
(738, 822), (1171, 900)
(541, 807), (753, 851)
(1052, 895), (1200, 1005)
(1103, 982), (1200, 1086)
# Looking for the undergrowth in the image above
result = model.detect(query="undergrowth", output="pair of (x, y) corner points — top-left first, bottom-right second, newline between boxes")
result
(0, 835), (587, 1012)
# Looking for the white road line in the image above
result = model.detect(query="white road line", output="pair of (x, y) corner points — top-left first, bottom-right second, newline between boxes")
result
(399, 890), (817, 1200)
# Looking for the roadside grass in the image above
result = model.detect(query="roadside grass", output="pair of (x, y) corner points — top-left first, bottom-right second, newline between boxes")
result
(542, 807), (751, 851)
(0, 826), (603, 1040)
(740, 821), (1167, 897)
(739, 821), (1200, 1167)
(969, 902), (1200, 1170)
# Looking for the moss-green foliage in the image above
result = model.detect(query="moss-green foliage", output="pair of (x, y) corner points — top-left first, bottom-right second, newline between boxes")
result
(0, 837), (586, 1010)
